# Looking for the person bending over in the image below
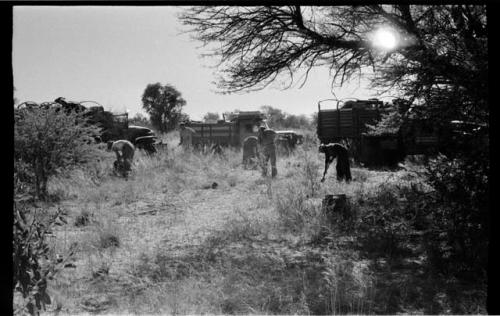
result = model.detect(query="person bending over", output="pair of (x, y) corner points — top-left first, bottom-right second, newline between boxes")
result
(319, 143), (352, 182)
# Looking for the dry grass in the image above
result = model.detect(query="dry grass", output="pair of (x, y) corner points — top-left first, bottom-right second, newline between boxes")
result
(39, 131), (485, 315)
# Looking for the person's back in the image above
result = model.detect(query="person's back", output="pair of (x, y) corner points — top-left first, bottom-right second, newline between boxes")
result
(111, 140), (135, 177)
(259, 129), (277, 149)
(112, 140), (135, 161)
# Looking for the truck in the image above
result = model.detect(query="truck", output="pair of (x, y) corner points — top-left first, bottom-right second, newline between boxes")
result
(275, 130), (304, 155)
(316, 98), (439, 165)
(17, 98), (158, 154)
(186, 111), (267, 147)
(316, 98), (488, 166)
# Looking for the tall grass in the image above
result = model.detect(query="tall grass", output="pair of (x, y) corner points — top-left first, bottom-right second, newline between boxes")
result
(41, 131), (486, 314)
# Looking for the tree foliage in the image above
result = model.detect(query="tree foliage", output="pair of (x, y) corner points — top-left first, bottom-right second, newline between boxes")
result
(129, 113), (154, 130)
(14, 107), (100, 200)
(180, 5), (487, 121)
(13, 199), (74, 315)
(260, 105), (311, 129)
(424, 153), (489, 275)
(180, 4), (489, 287)
(203, 112), (221, 122)
(141, 83), (187, 133)
(14, 105), (96, 314)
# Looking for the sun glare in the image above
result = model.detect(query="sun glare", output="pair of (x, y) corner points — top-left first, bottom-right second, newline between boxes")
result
(372, 28), (398, 50)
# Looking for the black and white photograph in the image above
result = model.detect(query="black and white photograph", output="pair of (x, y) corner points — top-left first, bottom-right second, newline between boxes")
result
(12, 4), (490, 315)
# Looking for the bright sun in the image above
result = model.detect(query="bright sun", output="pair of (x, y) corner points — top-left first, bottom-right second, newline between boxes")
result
(372, 28), (398, 50)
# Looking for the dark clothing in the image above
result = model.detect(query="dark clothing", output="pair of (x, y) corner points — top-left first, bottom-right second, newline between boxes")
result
(319, 143), (352, 182)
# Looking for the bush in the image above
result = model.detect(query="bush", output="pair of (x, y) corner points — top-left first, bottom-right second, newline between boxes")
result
(14, 106), (101, 199)
(94, 222), (121, 250)
(294, 148), (321, 197)
(423, 154), (489, 277)
(355, 183), (414, 259)
(13, 197), (74, 315)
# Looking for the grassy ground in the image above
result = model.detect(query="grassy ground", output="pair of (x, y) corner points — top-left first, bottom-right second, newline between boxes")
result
(37, 132), (486, 315)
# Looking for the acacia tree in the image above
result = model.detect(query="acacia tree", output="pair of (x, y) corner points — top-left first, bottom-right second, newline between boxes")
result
(180, 5), (489, 279)
(142, 83), (187, 133)
(179, 5), (487, 123)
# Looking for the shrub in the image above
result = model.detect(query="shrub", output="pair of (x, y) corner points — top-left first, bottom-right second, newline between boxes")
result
(423, 154), (489, 277)
(14, 106), (101, 199)
(321, 255), (375, 314)
(296, 148), (321, 197)
(96, 225), (121, 250)
(355, 183), (414, 259)
(13, 197), (74, 315)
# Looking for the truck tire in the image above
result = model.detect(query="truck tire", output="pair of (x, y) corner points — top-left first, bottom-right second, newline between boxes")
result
(135, 136), (157, 155)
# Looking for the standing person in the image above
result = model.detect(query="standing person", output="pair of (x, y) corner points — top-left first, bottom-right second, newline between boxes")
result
(319, 143), (352, 182)
(258, 126), (278, 177)
(109, 139), (135, 178)
(178, 122), (196, 149)
(242, 136), (259, 169)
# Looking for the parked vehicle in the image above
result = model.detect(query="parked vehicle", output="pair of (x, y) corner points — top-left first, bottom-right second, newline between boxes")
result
(316, 98), (487, 166)
(317, 98), (430, 165)
(186, 111), (267, 147)
(17, 98), (158, 154)
(275, 130), (304, 155)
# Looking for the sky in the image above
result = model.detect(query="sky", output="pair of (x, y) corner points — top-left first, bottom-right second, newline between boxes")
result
(13, 6), (390, 121)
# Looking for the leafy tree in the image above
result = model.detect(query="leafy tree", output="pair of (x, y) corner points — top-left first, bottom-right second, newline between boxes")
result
(129, 113), (153, 130)
(260, 105), (286, 128)
(283, 114), (311, 129)
(203, 112), (220, 122)
(141, 83), (187, 133)
(366, 111), (403, 136)
(260, 105), (311, 129)
(14, 106), (100, 200)
(178, 112), (190, 125)
(180, 5), (489, 281)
